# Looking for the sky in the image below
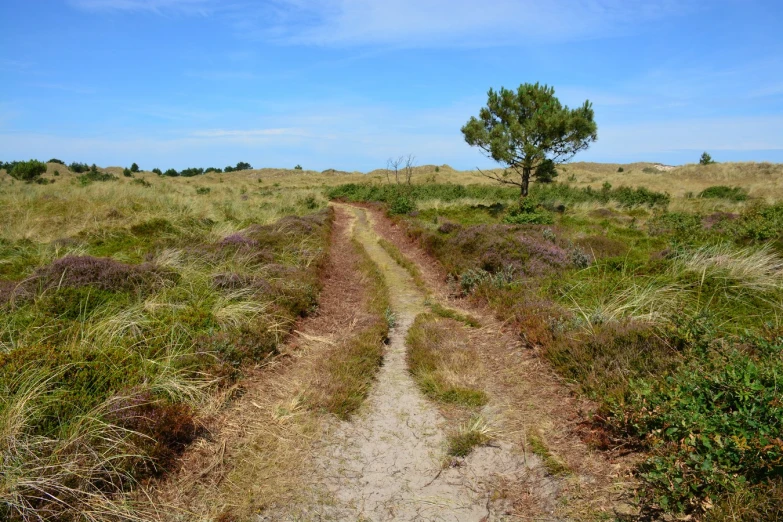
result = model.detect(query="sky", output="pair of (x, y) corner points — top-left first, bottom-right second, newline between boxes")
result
(1, 0), (782, 171)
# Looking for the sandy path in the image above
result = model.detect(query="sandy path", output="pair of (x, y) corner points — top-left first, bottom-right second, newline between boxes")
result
(276, 204), (530, 521)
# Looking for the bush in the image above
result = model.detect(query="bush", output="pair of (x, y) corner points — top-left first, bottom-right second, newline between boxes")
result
(294, 164), (303, 170)
(204, 167), (222, 174)
(388, 193), (415, 215)
(130, 162), (139, 173)
(78, 169), (117, 185)
(68, 161), (90, 173)
(196, 187), (211, 195)
(132, 178), (151, 188)
(9, 159), (47, 182)
(700, 152), (715, 165)
(503, 199), (553, 225)
(48, 158), (65, 165)
(617, 167), (624, 172)
(53, 170), (59, 176)
(123, 168), (133, 177)
(152, 168), (162, 175)
(235, 161), (252, 171)
(612, 344), (783, 514)
(179, 167), (204, 177)
(698, 185), (748, 201)
(163, 168), (178, 177)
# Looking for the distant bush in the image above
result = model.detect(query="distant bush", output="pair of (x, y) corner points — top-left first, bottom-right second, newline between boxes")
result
(132, 178), (151, 188)
(617, 167), (624, 172)
(78, 168), (117, 185)
(700, 152), (715, 165)
(503, 199), (553, 225)
(196, 187), (211, 195)
(179, 167), (204, 177)
(0, 160), (20, 172)
(698, 185), (748, 201)
(9, 159), (47, 182)
(123, 168), (133, 177)
(152, 168), (162, 175)
(389, 193), (416, 215)
(204, 167), (222, 174)
(53, 170), (60, 176)
(69, 162), (90, 173)
(48, 158), (65, 165)
(163, 168), (178, 177)
(130, 162), (140, 173)
(294, 164), (303, 170)
(235, 161), (252, 171)
(224, 165), (234, 173)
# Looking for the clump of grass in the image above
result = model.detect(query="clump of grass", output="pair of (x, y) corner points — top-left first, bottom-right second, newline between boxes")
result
(698, 185), (748, 201)
(426, 300), (480, 327)
(527, 431), (570, 476)
(447, 415), (492, 457)
(406, 314), (487, 408)
(377, 237), (427, 291)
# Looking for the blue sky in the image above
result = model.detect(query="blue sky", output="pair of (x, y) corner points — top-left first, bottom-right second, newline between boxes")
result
(1, 0), (782, 171)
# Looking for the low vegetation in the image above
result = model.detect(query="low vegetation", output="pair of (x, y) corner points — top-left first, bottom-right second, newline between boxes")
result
(335, 167), (783, 519)
(0, 171), (330, 520)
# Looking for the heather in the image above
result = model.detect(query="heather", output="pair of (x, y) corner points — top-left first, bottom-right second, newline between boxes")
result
(0, 170), (331, 520)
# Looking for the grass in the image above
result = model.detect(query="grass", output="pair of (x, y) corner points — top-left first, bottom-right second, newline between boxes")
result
(0, 171), (333, 520)
(527, 431), (570, 476)
(309, 237), (390, 419)
(426, 299), (481, 327)
(447, 415), (492, 457)
(406, 314), (488, 409)
(377, 237), (428, 291)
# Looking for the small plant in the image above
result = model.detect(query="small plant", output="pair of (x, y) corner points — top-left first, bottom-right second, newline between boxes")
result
(163, 168), (178, 177)
(152, 168), (162, 175)
(617, 167), (624, 172)
(48, 158), (65, 165)
(700, 151), (715, 165)
(447, 416), (492, 457)
(388, 193), (415, 215)
(196, 187), (211, 195)
(542, 228), (556, 242)
(53, 170), (60, 176)
(9, 159), (47, 182)
(132, 178), (151, 188)
(68, 161), (90, 173)
(130, 162), (140, 173)
(384, 307), (396, 328)
(294, 164), (303, 170)
(435, 166), (440, 172)
(123, 168), (133, 177)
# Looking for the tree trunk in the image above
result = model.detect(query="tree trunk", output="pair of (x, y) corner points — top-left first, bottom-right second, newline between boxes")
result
(521, 166), (531, 197)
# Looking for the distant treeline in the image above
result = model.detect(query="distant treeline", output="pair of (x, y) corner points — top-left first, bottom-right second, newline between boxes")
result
(1, 160), (254, 177)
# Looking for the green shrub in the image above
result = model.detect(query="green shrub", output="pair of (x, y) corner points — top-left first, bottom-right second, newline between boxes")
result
(132, 178), (151, 188)
(152, 168), (163, 175)
(617, 167), (624, 172)
(48, 158), (65, 165)
(53, 170), (60, 176)
(612, 344), (783, 514)
(78, 169), (117, 185)
(196, 187), (211, 195)
(163, 168), (178, 177)
(123, 168), (133, 177)
(9, 160), (47, 182)
(503, 199), (553, 225)
(699, 185), (748, 201)
(68, 161), (90, 173)
(388, 193), (415, 215)
(130, 162), (139, 173)
(204, 167), (222, 173)
(700, 152), (715, 165)
(294, 164), (303, 170)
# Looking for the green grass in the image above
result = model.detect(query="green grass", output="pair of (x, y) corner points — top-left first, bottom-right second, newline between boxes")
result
(527, 432), (570, 476)
(377, 237), (428, 291)
(426, 300), (481, 328)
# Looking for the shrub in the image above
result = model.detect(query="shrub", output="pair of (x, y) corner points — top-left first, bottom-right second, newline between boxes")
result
(48, 158), (65, 165)
(152, 168), (163, 175)
(612, 345), (783, 514)
(698, 185), (748, 201)
(68, 161), (90, 173)
(700, 152), (715, 165)
(388, 193), (415, 215)
(53, 170), (60, 176)
(163, 168), (178, 177)
(503, 199), (553, 225)
(204, 167), (222, 173)
(235, 161), (252, 171)
(9, 159), (47, 182)
(32, 255), (176, 294)
(196, 187), (211, 195)
(130, 162), (139, 173)
(78, 169), (117, 185)
(294, 164), (303, 170)
(123, 168), (133, 177)
(617, 167), (624, 172)
(132, 178), (151, 188)
(179, 167), (204, 177)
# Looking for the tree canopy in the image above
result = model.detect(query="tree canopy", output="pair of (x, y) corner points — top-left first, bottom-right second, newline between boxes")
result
(461, 82), (597, 196)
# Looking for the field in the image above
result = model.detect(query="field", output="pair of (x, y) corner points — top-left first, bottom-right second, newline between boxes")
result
(2, 160), (783, 521)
